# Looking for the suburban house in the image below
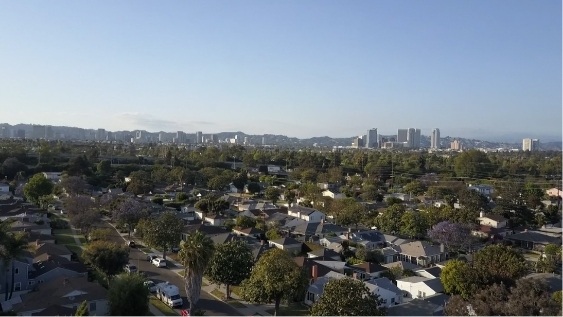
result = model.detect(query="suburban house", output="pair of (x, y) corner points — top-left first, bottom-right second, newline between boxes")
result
(305, 271), (347, 306)
(180, 224), (230, 241)
(232, 227), (264, 239)
(322, 189), (345, 200)
(35, 243), (73, 261)
(396, 276), (444, 299)
(382, 261), (422, 272)
(287, 205), (325, 223)
(268, 237), (303, 254)
(0, 259), (33, 300)
(507, 230), (562, 251)
(282, 219), (347, 239)
(477, 212), (507, 228)
(306, 248), (342, 261)
(545, 188), (563, 199)
(364, 277), (403, 307)
(317, 183), (339, 191)
(203, 213), (227, 226)
(29, 255), (88, 286)
(349, 262), (388, 280)
(386, 297), (446, 316)
(12, 276), (109, 316)
(415, 267), (442, 279)
(383, 234), (411, 247)
(42, 172), (62, 183)
(381, 247), (399, 264)
(393, 241), (448, 266)
(0, 182), (10, 193)
(10, 220), (52, 236)
(348, 230), (386, 248)
(468, 184), (494, 196)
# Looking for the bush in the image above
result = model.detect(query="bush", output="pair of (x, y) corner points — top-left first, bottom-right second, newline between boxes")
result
(50, 218), (69, 229)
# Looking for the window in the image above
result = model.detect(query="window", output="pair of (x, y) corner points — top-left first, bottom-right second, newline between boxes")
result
(391, 298), (395, 304)
(14, 283), (21, 291)
(28, 281), (34, 285)
(89, 302), (96, 312)
(307, 292), (316, 302)
(14, 268), (19, 274)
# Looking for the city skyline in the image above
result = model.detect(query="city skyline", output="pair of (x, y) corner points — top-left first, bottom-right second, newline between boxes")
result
(0, 1), (561, 141)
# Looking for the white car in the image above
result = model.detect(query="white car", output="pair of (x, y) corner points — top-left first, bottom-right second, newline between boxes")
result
(152, 257), (167, 268)
(144, 280), (157, 293)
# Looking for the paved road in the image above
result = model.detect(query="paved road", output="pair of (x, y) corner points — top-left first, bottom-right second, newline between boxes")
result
(101, 222), (242, 316)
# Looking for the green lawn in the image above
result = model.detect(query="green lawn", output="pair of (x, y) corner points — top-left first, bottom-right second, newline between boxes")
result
(66, 245), (83, 259)
(230, 285), (242, 297)
(149, 296), (179, 316)
(210, 288), (224, 299)
(54, 229), (79, 245)
(266, 303), (310, 316)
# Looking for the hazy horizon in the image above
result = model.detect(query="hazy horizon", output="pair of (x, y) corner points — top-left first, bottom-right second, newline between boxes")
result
(1, 1), (561, 140)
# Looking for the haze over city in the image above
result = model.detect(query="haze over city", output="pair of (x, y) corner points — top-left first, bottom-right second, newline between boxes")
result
(0, 1), (561, 141)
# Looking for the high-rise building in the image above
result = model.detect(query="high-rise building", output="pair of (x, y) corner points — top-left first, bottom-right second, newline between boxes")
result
(16, 129), (26, 139)
(32, 125), (44, 139)
(1, 126), (10, 138)
(451, 139), (463, 151)
(431, 128), (440, 149)
(210, 134), (218, 143)
(196, 131), (203, 144)
(406, 128), (421, 148)
(414, 129), (421, 148)
(96, 129), (106, 141)
(522, 138), (539, 151)
(352, 136), (364, 148)
(365, 128), (378, 148)
(45, 126), (54, 139)
(175, 131), (186, 144)
(397, 129), (408, 143)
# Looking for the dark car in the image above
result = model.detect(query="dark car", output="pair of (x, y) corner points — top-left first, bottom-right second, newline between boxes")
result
(126, 240), (136, 248)
(147, 254), (158, 262)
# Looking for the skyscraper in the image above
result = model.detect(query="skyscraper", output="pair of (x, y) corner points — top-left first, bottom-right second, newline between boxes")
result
(196, 131), (203, 144)
(397, 129), (408, 143)
(365, 128), (378, 148)
(522, 138), (539, 151)
(431, 128), (440, 149)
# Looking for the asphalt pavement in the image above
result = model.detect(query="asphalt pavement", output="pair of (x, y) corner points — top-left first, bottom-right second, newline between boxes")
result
(100, 221), (242, 316)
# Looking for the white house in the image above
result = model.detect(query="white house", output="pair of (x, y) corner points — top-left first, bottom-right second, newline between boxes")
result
(204, 213), (227, 226)
(396, 276), (444, 299)
(0, 182), (10, 193)
(322, 189), (345, 200)
(287, 205), (325, 223)
(477, 212), (507, 229)
(364, 277), (403, 307)
(268, 237), (303, 253)
(267, 165), (282, 173)
(468, 184), (494, 196)
(42, 172), (62, 183)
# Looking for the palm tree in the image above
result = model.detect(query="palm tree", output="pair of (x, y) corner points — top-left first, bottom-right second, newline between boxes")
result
(178, 231), (214, 312)
(0, 222), (29, 301)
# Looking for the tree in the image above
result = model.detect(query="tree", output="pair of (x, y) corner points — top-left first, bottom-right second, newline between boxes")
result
(1, 157), (27, 180)
(143, 211), (184, 260)
(126, 170), (153, 195)
(171, 167), (189, 189)
(506, 278), (562, 316)
(240, 248), (308, 316)
(112, 198), (147, 238)
(427, 221), (473, 252)
(60, 176), (88, 196)
(75, 300), (89, 316)
(284, 189), (296, 206)
(266, 227), (282, 240)
(206, 240), (254, 299)
(69, 207), (101, 234)
(473, 244), (528, 286)
(329, 198), (368, 228)
(82, 241), (129, 284)
(440, 259), (478, 300)
(310, 278), (385, 316)
(360, 184), (380, 201)
(87, 228), (112, 242)
(458, 189), (489, 213)
(374, 204), (405, 234)
(399, 210), (428, 239)
(454, 150), (493, 178)
(96, 160), (112, 176)
(179, 231), (215, 311)
(23, 173), (53, 205)
(108, 273), (150, 315)
(231, 173), (248, 192)
(0, 229), (28, 301)
(403, 180), (426, 196)
(235, 215), (256, 229)
(246, 182), (261, 195)
(265, 187), (281, 204)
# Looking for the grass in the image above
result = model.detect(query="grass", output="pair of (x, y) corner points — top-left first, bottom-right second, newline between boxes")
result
(66, 245), (83, 259)
(210, 288), (224, 299)
(230, 285), (242, 297)
(149, 296), (179, 316)
(265, 303), (310, 316)
(54, 229), (79, 245)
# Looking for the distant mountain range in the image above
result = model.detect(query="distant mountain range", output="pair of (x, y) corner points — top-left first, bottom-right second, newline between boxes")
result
(1, 123), (561, 150)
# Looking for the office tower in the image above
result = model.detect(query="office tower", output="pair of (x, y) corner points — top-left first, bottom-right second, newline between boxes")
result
(451, 139), (463, 151)
(262, 136), (266, 145)
(352, 136), (364, 148)
(522, 138), (539, 151)
(397, 129), (408, 143)
(45, 126), (54, 140)
(106, 131), (113, 141)
(414, 129), (421, 148)
(407, 128), (415, 148)
(244, 136), (248, 145)
(32, 125), (44, 139)
(365, 128), (378, 149)
(210, 134), (218, 143)
(175, 131), (186, 144)
(431, 128), (440, 149)
(96, 128), (106, 141)
(196, 131), (203, 144)
(0, 126), (10, 138)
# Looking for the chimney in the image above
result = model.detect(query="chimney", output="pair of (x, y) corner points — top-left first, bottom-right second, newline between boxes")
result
(479, 211), (484, 218)
(440, 243), (445, 253)
(311, 265), (318, 281)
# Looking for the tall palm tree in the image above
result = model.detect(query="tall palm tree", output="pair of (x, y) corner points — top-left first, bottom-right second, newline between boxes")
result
(178, 231), (214, 312)
(2, 231), (28, 301)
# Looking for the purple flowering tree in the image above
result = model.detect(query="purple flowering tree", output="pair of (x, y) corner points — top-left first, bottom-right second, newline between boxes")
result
(112, 198), (148, 238)
(427, 221), (473, 252)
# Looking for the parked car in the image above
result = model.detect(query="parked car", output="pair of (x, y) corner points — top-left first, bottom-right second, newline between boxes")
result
(171, 246), (180, 253)
(126, 240), (136, 248)
(147, 254), (158, 262)
(124, 264), (137, 274)
(152, 257), (167, 268)
(144, 280), (157, 293)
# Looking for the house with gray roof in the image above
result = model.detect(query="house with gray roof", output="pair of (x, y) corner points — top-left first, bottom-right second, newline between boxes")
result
(287, 205), (326, 223)
(382, 261), (422, 272)
(349, 262), (388, 280)
(13, 276), (108, 316)
(306, 248), (341, 261)
(386, 298), (443, 316)
(394, 241), (448, 266)
(365, 277), (403, 307)
(507, 230), (561, 251)
(269, 237), (302, 254)
(29, 255), (88, 285)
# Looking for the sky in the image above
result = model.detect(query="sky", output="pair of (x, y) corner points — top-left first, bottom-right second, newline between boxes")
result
(0, 1), (561, 141)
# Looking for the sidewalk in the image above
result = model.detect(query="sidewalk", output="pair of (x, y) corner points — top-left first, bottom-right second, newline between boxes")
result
(106, 221), (274, 316)
(67, 217), (166, 317)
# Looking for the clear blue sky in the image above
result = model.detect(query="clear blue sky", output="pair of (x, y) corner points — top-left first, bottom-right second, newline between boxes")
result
(1, 0), (561, 141)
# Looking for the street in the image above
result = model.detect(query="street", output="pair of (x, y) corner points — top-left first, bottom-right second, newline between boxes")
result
(101, 221), (242, 316)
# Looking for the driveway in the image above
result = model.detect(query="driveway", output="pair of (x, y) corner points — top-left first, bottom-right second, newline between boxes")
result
(100, 222), (242, 316)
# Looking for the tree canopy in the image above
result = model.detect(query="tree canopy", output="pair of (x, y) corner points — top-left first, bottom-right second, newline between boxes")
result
(108, 273), (150, 315)
(23, 173), (53, 205)
(206, 240), (254, 298)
